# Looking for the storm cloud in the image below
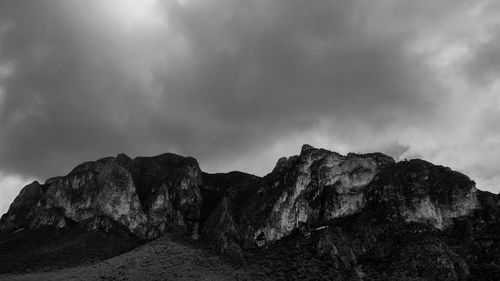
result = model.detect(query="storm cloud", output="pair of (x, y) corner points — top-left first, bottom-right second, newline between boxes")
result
(1, 0), (500, 214)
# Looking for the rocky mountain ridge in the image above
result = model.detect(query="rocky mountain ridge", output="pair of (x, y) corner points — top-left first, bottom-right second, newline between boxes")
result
(1, 153), (203, 240)
(1, 144), (499, 280)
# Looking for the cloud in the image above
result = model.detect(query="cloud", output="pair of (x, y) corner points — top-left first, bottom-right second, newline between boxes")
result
(0, 173), (32, 215)
(148, 0), (448, 167)
(0, 0), (499, 210)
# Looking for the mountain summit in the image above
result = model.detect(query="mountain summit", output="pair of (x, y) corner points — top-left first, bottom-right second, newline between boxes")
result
(1, 145), (499, 280)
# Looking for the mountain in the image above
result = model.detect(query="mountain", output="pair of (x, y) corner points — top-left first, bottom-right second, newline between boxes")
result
(1, 145), (499, 280)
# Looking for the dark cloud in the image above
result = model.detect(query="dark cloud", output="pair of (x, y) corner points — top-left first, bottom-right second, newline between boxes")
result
(148, 0), (444, 166)
(461, 1), (500, 85)
(0, 0), (163, 176)
(466, 32), (500, 84)
(0, 0), (499, 203)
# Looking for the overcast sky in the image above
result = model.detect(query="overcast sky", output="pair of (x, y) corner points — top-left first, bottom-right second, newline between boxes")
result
(1, 0), (500, 214)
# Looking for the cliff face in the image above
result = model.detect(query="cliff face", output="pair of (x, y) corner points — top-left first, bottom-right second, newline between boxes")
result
(0, 145), (482, 243)
(0, 181), (67, 231)
(200, 145), (484, 275)
(124, 153), (203, 239)
(1, 144), (497, 280)
(43, 157), (147, 236)
(0, 153), (203, 239)
(366, 159), (478, 228)
(239, 145), (395, 245)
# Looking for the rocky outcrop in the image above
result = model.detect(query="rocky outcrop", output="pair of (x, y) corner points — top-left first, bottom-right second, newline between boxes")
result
(199, 145), (396, 253)
(201, 145), (482, 252)
(240, 144), (394, 245)
(125, 153), (203, 239)
(42, 157), (148, 237)
(0, 181), (53, 231)
(1, 144), (499, 280)
(0, 145), (486, 246)
(0, 153), (203, 239)
(366, 159), (478, 229)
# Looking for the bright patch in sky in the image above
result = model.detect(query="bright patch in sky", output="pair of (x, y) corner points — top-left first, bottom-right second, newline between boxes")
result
(102, 0), (162, 27)
(0, 174), (32, 215)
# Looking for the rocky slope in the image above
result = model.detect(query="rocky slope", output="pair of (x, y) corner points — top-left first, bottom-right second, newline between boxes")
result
(0, 232), (253, 281)
(1, 144), (499, 280)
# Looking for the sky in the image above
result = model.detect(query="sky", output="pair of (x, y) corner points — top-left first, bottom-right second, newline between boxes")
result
(1, 0), (500, 215)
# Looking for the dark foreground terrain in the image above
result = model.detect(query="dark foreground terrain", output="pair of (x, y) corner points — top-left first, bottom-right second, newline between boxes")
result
(1, 145), (499, 280)
(1, 211), (499, 281)
(0, 232), (253, 281)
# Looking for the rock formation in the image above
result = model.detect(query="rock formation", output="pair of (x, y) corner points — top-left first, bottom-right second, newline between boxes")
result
(239, 144), (395, 245)
(0, 153), (203, 239)
(0, 145), (482, 243)
(366, 159), (478, 228)
(1, 144), (499, 280)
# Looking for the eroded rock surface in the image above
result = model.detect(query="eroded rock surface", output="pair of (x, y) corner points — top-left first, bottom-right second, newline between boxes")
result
(1, 144), (498, 280)
(125, 153), (203, 238)
(240, 144), (394, 245)
(0, 153), (203, 239)
(366, 159), (478, 228)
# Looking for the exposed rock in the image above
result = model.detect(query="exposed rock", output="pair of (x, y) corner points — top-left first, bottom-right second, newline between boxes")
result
(241, 145), (394, 245)
(126, 153), (203, 238)
(200, 145), (481, 251)
(42, 157), (148, 237)
(366, 159), (478, 228)
(0, 153), (203, 240)
(1, 144), (497, 280)
(474, 190), (500, 222)
(0, 146), (483, 244)
(0, 181), (45, 231)
(28, 207), (67, 229)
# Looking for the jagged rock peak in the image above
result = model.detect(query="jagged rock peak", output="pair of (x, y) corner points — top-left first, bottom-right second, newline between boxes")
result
(1, 145), (498, 280)
(298, 144), (395, 164)
(299, 144), (343, 159)
(116, 153), (132, 166)
(0, 145), (486, 250)
(301, 144), (315, 153)
(241, 145), (395, 245)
